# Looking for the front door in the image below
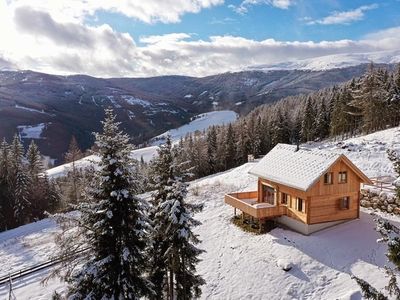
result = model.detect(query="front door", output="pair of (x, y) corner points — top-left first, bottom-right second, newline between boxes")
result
(262, 185), (275, 205)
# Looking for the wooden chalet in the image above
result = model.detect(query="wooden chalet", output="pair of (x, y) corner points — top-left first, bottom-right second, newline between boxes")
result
(225, 144), (372, 235)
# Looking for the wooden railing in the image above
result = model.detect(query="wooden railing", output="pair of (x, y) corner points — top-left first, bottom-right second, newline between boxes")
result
(224, 192), (286, 218)
(362, 176), (396, 193)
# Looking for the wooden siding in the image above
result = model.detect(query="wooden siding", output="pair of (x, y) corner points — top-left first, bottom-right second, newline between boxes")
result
(224, 193), (286, 218)
(308, 192), (359, 224)
(308, 158), (363, 197)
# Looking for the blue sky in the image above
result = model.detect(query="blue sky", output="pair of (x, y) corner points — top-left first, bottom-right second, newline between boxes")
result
(88, 0), (400, 43)
(0, 0), (400, 77)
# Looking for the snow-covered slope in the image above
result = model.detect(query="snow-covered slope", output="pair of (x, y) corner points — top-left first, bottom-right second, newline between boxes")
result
(6, 126), (400, 299)
(45, 110), (237, 178)
(306, 126), (400, 179)
(250, 49), (400, 71)
(151, 110), (237, 145)
(0, 160), (396, 299)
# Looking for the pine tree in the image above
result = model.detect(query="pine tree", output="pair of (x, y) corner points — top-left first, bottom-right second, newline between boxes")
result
(271, 109), (290, 145)
(225, 124), (236, 169)
(300, 97), (316, 142)
(55, 109), (151, 299)
(351, 63), (390, 132)
(252, 116), (263, 157)
(206, 126), (218, 174)
(314, 101), (330, 140)
(26, 140), (43, 183)
(236, 120), (251, 164)
(0, 139), (11, 230)
(64, 136), (84, 204)
(148, 136), (205, 300)
(10, 135), (31, 226)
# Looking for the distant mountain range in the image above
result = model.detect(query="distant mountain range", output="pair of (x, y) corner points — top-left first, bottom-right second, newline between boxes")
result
(0, 62), (396, 163)
(249, 49), (400, 71)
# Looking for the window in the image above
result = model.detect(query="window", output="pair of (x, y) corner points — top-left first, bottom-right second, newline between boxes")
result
(281, 193), (290, 205)
(338, 171), (348, 183)
(296, 198), (304, 213)
(324, 172), (333, 184)
(340, 196), (350, 209)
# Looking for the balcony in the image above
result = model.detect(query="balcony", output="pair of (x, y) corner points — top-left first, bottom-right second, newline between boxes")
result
(224, 191), (287, 219)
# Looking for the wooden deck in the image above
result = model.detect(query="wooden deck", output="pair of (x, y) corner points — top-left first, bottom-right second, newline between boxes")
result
(224, 191), (286, 219)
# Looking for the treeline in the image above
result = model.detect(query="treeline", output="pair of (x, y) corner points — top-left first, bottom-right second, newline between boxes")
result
(173, 63), (400, 179)
(0, 136), (60, 231)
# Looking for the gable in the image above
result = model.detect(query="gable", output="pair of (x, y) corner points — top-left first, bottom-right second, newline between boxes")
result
(307, 156), (372, 195)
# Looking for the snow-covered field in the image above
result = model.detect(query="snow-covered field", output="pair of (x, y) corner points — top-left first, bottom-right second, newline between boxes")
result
(18, 123), (49, 140)
(0, 160), (396, 299)
(45, 110), (237, 178)
(151, 110), (237, 145)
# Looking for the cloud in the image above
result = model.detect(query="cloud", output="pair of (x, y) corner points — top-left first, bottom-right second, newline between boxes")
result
(0, 1), (399, 78)
(307, 4), (378, 25)
(7, 0), (224, 24)
(231, 0), (293, 14)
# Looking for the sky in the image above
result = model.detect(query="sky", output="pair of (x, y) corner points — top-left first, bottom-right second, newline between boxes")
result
(0, 0), (399, 77)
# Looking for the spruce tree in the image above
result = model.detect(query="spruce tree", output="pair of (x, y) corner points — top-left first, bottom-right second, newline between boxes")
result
(148, 136), (205, 300)
(65, 136), (84, 204)
(55, 109), (151, 299)
(300, 97), (316, 142)
(206, 126), (218, 174)
(26, 140), (43, 183)
(10, 135), (31, 226)
(0, 139), (11, 230)
(225, 124), (236, 169)
(351, 63), (390, 132)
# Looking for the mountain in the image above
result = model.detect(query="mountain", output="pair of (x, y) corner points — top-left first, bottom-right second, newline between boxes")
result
(249, 49), (400, 71)
(0, 63), (391, 162)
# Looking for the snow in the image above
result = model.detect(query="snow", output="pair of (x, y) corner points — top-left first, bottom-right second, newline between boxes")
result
(106, 95), (121, 108)
(184, 94), (193, 98)
(249, 143), (342, 191)
(17, 123), (48, 140)
(152, 110), (237, 145)
(45, 155), (101, 179)
(249, 49), (400, 71)
(277, 258), (293, 271)
(0, 160), (395, 299)
(14, 105), (54, 116)
(199, 91), (208, 96)
(121, 95), (152, 107)
(306, 126), (400, 179)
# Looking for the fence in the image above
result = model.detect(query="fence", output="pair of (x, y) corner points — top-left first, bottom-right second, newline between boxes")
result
(362, 176), (397, 193)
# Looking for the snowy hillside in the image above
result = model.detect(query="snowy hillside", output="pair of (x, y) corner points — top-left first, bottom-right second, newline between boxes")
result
(45, 110), (237, 178)
(151, 110), (237, 145)
(5, 126), (400, 298)
(306, 126), (400, 179)
(0, 159), (396, 299)
(250, 49), (400, 71)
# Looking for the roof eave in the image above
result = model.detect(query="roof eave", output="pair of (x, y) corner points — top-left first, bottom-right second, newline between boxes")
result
(248, 171), (308, 192)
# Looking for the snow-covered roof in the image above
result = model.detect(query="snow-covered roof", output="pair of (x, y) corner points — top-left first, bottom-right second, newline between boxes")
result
(249, 144), (342, 191)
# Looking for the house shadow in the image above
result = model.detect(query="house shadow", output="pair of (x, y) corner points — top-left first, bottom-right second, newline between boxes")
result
(269, 211), (396, 276)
